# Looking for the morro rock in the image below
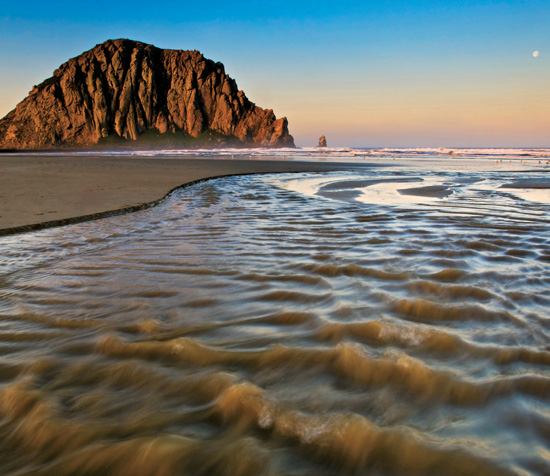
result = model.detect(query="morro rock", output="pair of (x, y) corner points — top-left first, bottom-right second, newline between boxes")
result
(0, 39), (295, 149)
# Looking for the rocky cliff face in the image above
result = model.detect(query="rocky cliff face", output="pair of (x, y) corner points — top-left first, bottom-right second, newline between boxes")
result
(0, 39), (295, 149)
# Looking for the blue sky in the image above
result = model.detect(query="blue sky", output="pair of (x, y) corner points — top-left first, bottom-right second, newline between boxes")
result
(1, 1), (548, 147)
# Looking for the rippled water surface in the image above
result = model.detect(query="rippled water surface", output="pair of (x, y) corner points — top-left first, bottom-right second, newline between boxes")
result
(1, 158), (549, 476)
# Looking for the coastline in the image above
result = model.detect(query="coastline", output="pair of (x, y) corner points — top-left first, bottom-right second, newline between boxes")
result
(0, 154), (369, 236)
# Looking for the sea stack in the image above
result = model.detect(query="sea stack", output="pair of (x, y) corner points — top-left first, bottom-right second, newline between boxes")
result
(0, 39), (295, 149)
(318, 135), (327, 147)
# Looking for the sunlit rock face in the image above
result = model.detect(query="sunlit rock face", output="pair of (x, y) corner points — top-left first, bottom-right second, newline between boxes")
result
(0, 39), (295, 149)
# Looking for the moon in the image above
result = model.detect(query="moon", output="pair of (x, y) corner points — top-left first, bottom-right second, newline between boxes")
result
(533, 50), (539, 57)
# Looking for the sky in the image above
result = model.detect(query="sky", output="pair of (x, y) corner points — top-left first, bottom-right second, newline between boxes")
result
(0, 0), (548, 147)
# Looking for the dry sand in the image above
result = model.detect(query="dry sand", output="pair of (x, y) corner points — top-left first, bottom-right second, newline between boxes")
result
(0, 154), (368, 235)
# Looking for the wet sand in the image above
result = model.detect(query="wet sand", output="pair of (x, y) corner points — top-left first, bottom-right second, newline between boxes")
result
(0, 154), (366, 235)
(398, 185), (453, 198)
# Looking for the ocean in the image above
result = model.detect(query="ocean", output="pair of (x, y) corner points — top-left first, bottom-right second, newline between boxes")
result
(0, 150), (549, 475)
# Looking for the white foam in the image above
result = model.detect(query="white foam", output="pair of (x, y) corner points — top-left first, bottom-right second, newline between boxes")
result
(370, 147), (550, 158)
(8, 146), (550, 161)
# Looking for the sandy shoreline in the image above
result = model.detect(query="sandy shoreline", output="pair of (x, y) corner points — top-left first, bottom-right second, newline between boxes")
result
(0, 154), (370, 235)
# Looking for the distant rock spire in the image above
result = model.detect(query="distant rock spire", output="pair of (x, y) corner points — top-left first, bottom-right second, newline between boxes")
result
(318, 135), (327, 147)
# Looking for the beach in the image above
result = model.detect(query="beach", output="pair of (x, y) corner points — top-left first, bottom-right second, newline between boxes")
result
(0, 153), (367, 234)
(1, 151), (549, 475)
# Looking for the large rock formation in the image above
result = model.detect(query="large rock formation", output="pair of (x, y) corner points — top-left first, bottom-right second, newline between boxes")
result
(0, 39), (295, 149)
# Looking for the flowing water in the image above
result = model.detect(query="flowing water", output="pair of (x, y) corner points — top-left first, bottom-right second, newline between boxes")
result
(0, 157), (549, 476)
